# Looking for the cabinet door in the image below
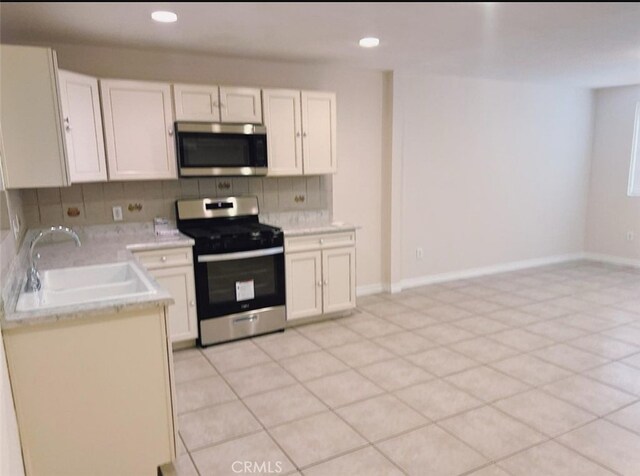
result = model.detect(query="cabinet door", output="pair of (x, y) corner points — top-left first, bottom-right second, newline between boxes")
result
(301, 91), (337, 174)
(322, 247), (356, 314)
(150, 265), (198, 343)
(58, 70), (107, 183)
(172, 84), (220, 122)
(263, 89), (303, 176)
(285, 250), (323, 321)
(0, 45), (69, 188)
(219, 86), (262, 123)
(100, 80), (177, 180)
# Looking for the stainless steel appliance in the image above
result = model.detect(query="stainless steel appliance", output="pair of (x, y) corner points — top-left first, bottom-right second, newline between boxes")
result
(176, 123), (267, 177)
(176, 196), (285, 346)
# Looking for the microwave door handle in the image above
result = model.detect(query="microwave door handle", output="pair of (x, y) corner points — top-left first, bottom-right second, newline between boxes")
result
(197, 247), (284, 263)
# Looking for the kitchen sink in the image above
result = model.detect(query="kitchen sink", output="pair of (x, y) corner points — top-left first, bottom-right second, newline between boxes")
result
(15, 262), (156, 312)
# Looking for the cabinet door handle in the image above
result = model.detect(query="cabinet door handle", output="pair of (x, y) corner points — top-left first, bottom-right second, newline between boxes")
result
(319, 239), (324, 244)
(296, 131), (301, 137)
(168, 128), (174, 136)
(161, 256), (167, 262)
(64, 117), (71, 131)
(317, 281), (322, 287)
(189, 300), (195, 307)
(303, 132), (307, 137)
(324, 280), (328, 286)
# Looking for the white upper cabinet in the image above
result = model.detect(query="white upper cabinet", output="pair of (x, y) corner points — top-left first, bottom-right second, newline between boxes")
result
(263, 89), (303, 176)
(0, 45), (69, 189)
(58, 70), (107, 183)
(263, 89), (336, 176)
(100, 79), (177, 181)
(219, 86), (262, 123)
(301, 91), (337, 174)
(172, 84), (220, 122)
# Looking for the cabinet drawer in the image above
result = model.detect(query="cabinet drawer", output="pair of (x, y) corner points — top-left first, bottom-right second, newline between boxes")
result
(133, 247), (193, 270)
(285, 231), (355, 253)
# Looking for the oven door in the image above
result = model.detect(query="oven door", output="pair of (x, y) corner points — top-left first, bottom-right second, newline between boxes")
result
(176, 123), (267, 177)
(194, 247), (285, 319)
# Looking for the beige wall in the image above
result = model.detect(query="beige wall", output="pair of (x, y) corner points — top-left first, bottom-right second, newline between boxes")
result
(586, 84), (640, 263)
(46, 43), (386, 289)
(392, 72), (594, 284)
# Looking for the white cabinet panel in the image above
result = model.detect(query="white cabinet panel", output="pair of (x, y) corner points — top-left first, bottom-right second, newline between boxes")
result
(301, 91), (337, 174)
(173, 84), (220, 122)
(285, 250), (323, 321)
(263, 89), (303, 176)
(151, 265), (198, 343)
(322, 247), (356, 314)
(220, 86), (262, 123)
(58, 70), (107, 183)
(100, 80), (177, 180)
(0, 45), (69, 188)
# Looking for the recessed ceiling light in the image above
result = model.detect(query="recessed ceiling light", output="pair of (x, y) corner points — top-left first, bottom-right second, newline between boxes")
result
(151, 11), (177, 23)
(359, 37), (380, 48)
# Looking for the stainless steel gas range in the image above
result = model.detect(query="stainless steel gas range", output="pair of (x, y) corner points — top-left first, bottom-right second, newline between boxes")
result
(176, 196), (285, 346)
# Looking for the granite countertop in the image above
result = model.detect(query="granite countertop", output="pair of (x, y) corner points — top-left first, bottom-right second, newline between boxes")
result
(278, 221), (359, 237)
(1, 226), (194, 330)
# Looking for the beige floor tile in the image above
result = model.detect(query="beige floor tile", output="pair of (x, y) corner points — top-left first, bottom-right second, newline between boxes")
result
(173, 348), (203, 362)
(328, 340), (395, 368)
(360, 301), (411, 318)
(524, 321), (588, 342)
(303, 446), (404, 476)
(279, 350), (348, 381)
(439, 406), (546, 460)
(399, 294), (441, 310)
(202, 341), (272, 373)
(176, 375), (237, 414)
(486, 309), (540, 327)
(542, 375), (637, 416)
(395, 379), (483, 420)
(422, 304), (473, 321)
(445, 366), (530, 402)
(301, 325), (363, 348)
(178, 400), (261, 450)
(372, 331), (436, 356)
(489, 329), (554, 352)
(336, 394), (429, 442)
(344, 316), (404, 338)
(243, 384), (326, 428)
(585, 362), (640, 396)
(381, 310), (440, 329)
(568, 334), (640, 359)
(407, 347), (479, 377)
(376, 425), (487, 476)
(452, 316), (509, 335)
(532, 344), (610, 372)
(191, 431), (296, 476)
(224, 362), (296, 397)
(498, 440), (616, 476)
(558, 420), (640, 475)
(518, 302), (572, 319)
(621, 351), (640, 369)
(174, 454), (198, 476)
(487, 293), (533, 308)
(490, 354), (572, 386)
(494, 389), (596, 437)
(602, 324), (640, 346)
(606, 401), (640, 435)
(269, 411), (366, 468)
(305, 370), (384, 408)
(173, 354), (217, 384)
(356, 294), (387, 306)
(467, 465), (511, 476)
(416, 323), (476, 345)
(254, 331), (321, 360)
(452, 337), (520, 363)
(455, 299), (505, 314)
(358, 358), (433, 391)
(556, 313), (617, 332)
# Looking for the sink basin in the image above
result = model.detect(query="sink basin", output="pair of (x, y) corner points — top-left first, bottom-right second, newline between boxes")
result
(16, 262), (156, 312)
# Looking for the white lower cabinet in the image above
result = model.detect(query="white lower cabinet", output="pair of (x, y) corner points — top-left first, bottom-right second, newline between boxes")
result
(285, 231), (356, 322)
(133, 247), (198, 343)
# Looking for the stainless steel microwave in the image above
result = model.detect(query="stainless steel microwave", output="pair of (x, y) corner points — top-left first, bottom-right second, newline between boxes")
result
(176, 122), (268, 177)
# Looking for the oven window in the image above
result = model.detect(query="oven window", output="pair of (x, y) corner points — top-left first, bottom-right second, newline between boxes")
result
(205, 255), (278, 305)
(179, 133), (251, 167)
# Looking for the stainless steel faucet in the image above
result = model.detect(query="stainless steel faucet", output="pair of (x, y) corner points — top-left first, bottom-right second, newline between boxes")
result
(25, 226), (81, 292)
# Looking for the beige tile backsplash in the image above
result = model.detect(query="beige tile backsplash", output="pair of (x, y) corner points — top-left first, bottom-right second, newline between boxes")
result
(21, 176), (330, 228)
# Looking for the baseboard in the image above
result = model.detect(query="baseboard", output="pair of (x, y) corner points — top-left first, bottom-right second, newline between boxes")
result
(583, 252), (640, 268)
(356, 283), (387, 296)
(398, 252), (586, 292)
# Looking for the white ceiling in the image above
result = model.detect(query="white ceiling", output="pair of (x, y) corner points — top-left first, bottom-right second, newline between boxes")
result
(1, 2), (640, 88)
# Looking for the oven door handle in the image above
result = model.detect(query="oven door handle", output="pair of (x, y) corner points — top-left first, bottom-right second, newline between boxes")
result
(197, 247), (284, 263)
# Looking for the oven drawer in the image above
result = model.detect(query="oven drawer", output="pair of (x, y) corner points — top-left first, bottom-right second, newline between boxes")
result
(285, 232), (355, 253)
(133, 247), (193, 270)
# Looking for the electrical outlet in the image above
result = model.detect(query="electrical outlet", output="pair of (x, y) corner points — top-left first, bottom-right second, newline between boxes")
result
(627, 231), (635, 241)
(416, 247), (424, 260)
(112, 206), (123, 222)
